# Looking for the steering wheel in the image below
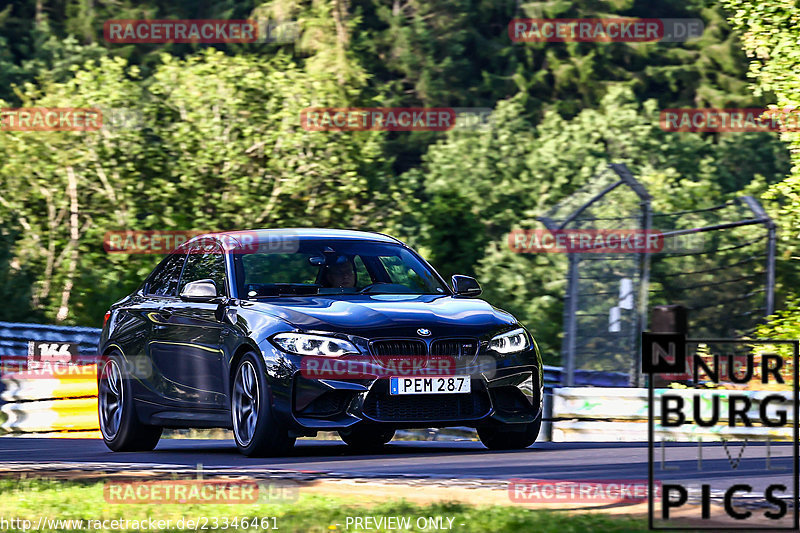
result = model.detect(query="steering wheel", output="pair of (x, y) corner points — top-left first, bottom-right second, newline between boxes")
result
(358, 282), (390, 294)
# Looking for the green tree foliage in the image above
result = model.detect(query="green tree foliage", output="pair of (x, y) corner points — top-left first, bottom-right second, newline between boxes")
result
(398, 86), (788, 361)
(0, 51), (390, 325)
(0, 224), (39, 322)
(347, 0), (763, 112)
(0, 0), (795, 371)
(723, 1), (800, 308)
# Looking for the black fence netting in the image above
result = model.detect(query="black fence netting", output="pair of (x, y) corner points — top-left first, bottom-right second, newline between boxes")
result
(539, 164), (775, 385)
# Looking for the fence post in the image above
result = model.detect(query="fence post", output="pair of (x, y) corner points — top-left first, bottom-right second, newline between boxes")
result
(766, 224), (776, 316)
(541, 390), (553, 441)
(564, 254), (579, 387)
(631, 195), (652, 387)
(740, 195), (776, 317)
(650, 304), (688, 387)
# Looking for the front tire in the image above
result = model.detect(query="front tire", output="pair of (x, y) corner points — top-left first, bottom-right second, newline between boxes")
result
(98, 353), (162, 451)
(478, 418), (541, 450)
(232, 352), (295, 457)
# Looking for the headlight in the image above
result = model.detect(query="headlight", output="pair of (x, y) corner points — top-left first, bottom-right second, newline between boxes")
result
(271, 333), (358, 357)
(488, 328), (530, 354)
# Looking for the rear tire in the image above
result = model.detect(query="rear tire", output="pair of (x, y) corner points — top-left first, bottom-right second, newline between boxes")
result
(478, 418), (541, 450)
(98, 353), (162, 451)
(232, 352), (295, 457)
(339, 426), (395, 452)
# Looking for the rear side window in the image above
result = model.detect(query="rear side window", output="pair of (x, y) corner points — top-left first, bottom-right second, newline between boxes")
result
(178, 244), (227, 296)
(146, 252), (186, 296)
(353, 255), (371, 286)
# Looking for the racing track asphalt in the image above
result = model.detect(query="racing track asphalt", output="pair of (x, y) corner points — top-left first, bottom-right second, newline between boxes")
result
(0, 437), (794, 497)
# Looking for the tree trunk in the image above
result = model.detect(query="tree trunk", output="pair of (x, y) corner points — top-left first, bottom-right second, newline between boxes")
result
(56, 167), (80, 322)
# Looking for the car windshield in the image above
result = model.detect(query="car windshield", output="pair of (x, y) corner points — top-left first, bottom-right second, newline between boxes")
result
(233, 239), (449, 297)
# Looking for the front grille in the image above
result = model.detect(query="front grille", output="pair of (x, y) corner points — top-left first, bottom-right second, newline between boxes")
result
(370, 338), (480, 357)
(371, 340), (427, 356)
(363, 380), (491, 422)
(430, 339), (478, 357)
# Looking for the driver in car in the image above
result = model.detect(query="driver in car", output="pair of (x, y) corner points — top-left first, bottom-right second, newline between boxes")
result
(321, 257), (357, 288)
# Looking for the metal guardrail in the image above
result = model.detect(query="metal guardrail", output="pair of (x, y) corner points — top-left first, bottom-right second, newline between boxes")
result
(542, 365), (629, 389)
(0, 322), (101, 436)
(550, 387), (793, 442)
(0, 321), (101, 360)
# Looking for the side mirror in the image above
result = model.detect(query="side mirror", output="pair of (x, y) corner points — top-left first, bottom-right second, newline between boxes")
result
(180, 279), (218, 302)
(451, 275), (482, 297)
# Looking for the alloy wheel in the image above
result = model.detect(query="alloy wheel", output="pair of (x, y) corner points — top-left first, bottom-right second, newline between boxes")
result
(99, 359), (124, 439)
(233, 360), (260, 446)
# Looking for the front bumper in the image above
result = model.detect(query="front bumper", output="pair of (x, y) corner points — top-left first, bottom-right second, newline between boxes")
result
(289, 364), (543, 431)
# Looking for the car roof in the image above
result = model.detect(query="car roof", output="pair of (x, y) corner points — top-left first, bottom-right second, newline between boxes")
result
(186, 228), (403, 248)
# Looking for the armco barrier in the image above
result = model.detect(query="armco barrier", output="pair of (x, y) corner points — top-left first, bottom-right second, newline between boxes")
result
(0, 321), (101, 437)
(0, 321), (101, 360)
(1, 370), (97, 402)
(2, 397), (98, 433)
(551, 387), (793, 442)
(539, 366), (629, 440)
(543, 365), (629, 389)
(0, 374), (100, 436)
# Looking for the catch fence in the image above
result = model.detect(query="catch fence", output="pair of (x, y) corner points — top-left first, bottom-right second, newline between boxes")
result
(539, 163), (775, 386)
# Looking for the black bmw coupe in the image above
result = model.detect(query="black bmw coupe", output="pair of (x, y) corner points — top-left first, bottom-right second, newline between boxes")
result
(97, 229), (543, 456)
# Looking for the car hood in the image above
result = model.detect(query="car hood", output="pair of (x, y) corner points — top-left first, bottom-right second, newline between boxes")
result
(244, 294), (517, 338)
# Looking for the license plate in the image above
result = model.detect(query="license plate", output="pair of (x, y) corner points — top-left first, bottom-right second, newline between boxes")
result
(389, 376), (471, 395)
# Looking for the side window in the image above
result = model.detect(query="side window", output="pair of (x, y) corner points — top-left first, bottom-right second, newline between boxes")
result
(353, 255), (371, 287)
(178, 244), (227, 296)
(146, 252), (186, 296)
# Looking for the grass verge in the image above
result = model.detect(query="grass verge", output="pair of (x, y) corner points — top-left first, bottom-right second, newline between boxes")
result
(0, 478), (650, 532)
